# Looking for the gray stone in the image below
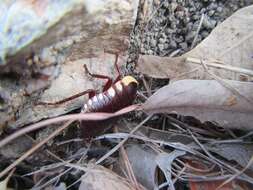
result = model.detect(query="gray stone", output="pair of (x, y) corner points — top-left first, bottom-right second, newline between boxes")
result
(179, 42), (188, 50)
(185, 31), (195, 42)
(159, 38), (167, 44)
(150, 39), (157, 47)
(201, 30), (209, 38)
(216, 6), (223, 13)
(208, 10), (215, 17)
(169, 40), (177, 49)
(203, 16), (216, 29)
(158, 43), (164, 51)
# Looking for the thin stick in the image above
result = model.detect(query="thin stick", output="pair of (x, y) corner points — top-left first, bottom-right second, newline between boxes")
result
(191, 14), (205, 49)
(95, 115), (152, 165)
(186, 57), (253, 76)
(0, 120), (74, 178)
(200, 60), (253, 105)
(216, 155), (253, 190)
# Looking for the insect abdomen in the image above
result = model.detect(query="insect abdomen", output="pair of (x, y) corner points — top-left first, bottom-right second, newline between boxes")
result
(81, 80), (137, 113)
(81, 76), (138, 138)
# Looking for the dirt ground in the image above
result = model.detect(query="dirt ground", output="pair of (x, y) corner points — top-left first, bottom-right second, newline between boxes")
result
(128, 0), (253, 64)
(0, 0), (253, 189)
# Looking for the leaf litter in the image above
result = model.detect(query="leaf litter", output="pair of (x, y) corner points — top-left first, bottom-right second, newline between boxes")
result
(1, 2), (253, 190)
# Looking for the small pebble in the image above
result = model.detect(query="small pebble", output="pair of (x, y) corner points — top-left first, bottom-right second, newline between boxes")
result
(158, 43), (164, 51)
(132, 0), (250, 58)
(208, 10), (215, 16)
(179, 42), (188, 50)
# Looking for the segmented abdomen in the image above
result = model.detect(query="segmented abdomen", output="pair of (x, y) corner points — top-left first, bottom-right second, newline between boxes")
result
(80, 80), (137, 138)
(81, 80), (136, 113)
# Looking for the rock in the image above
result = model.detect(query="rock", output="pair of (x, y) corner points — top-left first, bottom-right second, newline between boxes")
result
(203, 16), (217, 29)
(147, 50), (154, 55)
(0, 0), (139, 129)
(133, 0), (252, 71)
(150, 38), (157, 47)
(164, 43), (169, 49)
(201, 30), (210, 38)
(175, 36), (184, 43)
(158, 43), (164, 51)
(216, 6), (223, 13)
(208, 10), (215, 16)
(179, 42), (188, 50)
(158, 37), (167, 44)
(169, 40), (177, 49)
(185, 31), (195, 42)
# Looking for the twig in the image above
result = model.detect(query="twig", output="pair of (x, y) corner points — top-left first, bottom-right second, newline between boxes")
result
(141, 75), (152, 97)
(0, 120), (74, 178)
(95, 115), (152, 165)
(170, 66), (202, 83)
(200, 60), (253, 105)
(186, 57), (253, 76)
(216, 155), (253, 190)
(239, 131), (253, 139)
(188, 130), (253, 184)
(169, 49), (181, 57)
(56, 138), (83, 146)
(96, 132), (196, 154)
(191, 13), (205, 49)
(114, 126), (141, 190)
(34, 153), (88, 190)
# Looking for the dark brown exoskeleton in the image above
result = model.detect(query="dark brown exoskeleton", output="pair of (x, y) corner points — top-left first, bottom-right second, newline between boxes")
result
(38, 55), (138, 138)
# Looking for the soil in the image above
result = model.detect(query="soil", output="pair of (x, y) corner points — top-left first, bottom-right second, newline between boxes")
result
(1, 1), (253, 189)
(128, 0), (253, 66)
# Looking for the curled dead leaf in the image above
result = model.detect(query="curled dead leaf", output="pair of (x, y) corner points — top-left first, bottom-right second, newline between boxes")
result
(141, 79), (253, 130)
(79, 165), (140, 190)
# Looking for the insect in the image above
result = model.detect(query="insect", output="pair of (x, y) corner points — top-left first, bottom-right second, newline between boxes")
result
(39, 54), (138, 138)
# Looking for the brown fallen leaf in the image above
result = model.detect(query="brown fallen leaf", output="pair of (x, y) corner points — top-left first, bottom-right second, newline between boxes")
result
(79, 165), (142, 190)
(141, 79), (253, 130)
(137, 5), (253, 81)
(207, 143), (253, 172)
(155, 150), (186, 190)
(124, 144), (158, 189)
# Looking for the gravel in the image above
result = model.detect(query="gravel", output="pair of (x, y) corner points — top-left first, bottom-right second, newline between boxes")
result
(128, 0), (253, 63)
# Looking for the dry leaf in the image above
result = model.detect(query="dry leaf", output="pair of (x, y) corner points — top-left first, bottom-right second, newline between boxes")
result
(137, 5), (253, 81)
(155, 150), (186, 190)
(208, 143), (253, 171)
(124, 144), (158, 189)
(142, 79), (253, 130)
(79, 165), (137, 190)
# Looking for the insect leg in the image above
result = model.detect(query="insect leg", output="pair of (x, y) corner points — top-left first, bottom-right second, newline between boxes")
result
(37, 89), (96, 105)
(113, 54), (122, 83)
(83, 64), (112, 92)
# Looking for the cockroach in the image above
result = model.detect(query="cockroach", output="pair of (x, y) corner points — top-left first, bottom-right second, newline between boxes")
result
(38, 55), (138, 138)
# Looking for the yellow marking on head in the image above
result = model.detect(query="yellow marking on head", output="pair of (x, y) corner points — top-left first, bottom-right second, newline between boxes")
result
(122, 76), (138, 86)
